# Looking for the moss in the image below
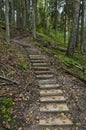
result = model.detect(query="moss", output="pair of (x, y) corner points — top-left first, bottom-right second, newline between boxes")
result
(0, 96), (13, 123)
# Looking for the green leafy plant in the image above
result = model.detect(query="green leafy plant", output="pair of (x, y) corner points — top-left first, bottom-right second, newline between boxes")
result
(0, 127), (5, 130)
(21, 63), (28, 70)
(18, 53), (28, 70)
(0, 97), (13, 121)
(64, 58), (78, 67)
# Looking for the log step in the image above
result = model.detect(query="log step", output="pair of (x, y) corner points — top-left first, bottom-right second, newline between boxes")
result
(35, 71), (52, 75)
(32, 63), (48, 66)
(40, 103), (69, 112)
(39, 84), (61, 89)
(31, 60), (45, 63)
(38, 79), (56, 85)
(32, 66), (49, 70)
(40, 96), (66, 103)
(40, 89), (63, 96)
(39, 118), (73, 126)
(29, 55), (45, 59)
(36, 74), (54, 79)
(29, 54), (44, 57)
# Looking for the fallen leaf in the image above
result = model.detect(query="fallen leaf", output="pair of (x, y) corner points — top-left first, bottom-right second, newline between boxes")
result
(46, 128), (50, 130)
(61, 113), (66, 118)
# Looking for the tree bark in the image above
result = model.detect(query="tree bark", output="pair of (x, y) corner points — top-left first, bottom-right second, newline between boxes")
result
(22, 0), (26, 29)
(54, 0), (58, 35)
(66, 0), (80, 57)
(80, 0), (85, 54)
(64, 12), (67, 44)
(32, 0), (37, 39)
(11, 0), (15, 25)
(5, 0), (10, 42)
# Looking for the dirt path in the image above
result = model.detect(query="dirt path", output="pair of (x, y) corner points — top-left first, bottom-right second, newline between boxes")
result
(11, 36), (86, 130)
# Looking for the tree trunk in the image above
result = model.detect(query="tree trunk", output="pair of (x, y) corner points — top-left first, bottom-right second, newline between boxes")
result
(64, 12), (67, 44)
(54, 0), (58, 35)
(44, 0), (47, 34)
(80, 0), (85, 53)
(0, 0), (4, 21)
(25, 0), (30, 29)
(11, 0), (15, 25)
(80, 0), (85, 46)
(66, 0), (80, 57)
(76, 7), (80, 48)
(22, 0), (26, 29)
(5, 0), (10, 42)
(32, 0), (36, 39)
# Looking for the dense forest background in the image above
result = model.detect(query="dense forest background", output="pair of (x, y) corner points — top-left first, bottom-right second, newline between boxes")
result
(0, 0), (86, 56)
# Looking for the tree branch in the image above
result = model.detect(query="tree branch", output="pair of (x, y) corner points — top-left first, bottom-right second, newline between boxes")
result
(0, 82), (15, 86)
(0, 76), (19, 85)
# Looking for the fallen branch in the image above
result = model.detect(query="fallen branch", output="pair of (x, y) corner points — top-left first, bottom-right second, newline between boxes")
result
(53, 46), (67, 52)
(0, 76), (19, 85)
(0, 82), (15, 86)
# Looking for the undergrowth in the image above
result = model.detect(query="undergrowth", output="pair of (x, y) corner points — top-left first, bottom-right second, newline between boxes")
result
(0, 96), (13, 119)
(36, 33), (86, 79)
(0, 40), (28, 129)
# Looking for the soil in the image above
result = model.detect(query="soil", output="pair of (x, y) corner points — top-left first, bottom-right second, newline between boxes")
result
(0, 35), (86, 130)
(0, 37), (39, 130)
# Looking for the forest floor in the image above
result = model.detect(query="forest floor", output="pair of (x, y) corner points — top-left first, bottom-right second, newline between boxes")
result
(0, 27), (86, 130)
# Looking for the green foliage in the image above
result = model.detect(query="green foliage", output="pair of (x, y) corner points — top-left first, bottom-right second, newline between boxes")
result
(0, 127), (4, 130)
(18, 53), (28, 70)
(0, 96), (13, 121)
(36, 33), (86, 79)
(37, 27), (44, 34)
(37, 30), (69, 48)
(49, 30), (68, 45)
(21, 63), (28, 70)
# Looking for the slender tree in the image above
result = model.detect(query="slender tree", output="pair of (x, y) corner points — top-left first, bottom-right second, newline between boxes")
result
(32, 0), (37, 39)
(80, 0), (85, 53)
(5, 0), (10, 42)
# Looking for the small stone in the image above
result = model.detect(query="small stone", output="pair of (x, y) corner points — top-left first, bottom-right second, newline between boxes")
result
(36, 116), (39, 120)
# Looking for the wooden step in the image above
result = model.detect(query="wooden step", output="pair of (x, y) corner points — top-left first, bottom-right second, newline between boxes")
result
(38, 79), (56, 85)
(29, 54), (44, 57)
(40, 89), (63, 96)
(39, 84), (61, 89)
(29, 55), (45, 60)
(40, 96), (66, 103)
(26, 48), (38, 53)
(36, 74), (54, 79)
(31, 60), (45, 63)
(40, 103), (69, 112)
(39, 118), (73, 126)
(32, 63), (48, 66)
(32, 66), (49, 70)
(35, 70), (51, 75)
